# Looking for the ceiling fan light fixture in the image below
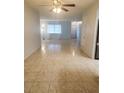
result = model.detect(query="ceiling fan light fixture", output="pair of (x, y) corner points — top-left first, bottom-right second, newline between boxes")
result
(53, 8), (57, 12)
(53, 0), (58, 4)
(39, 0), (75, 13)
(53, 7), (61, 13)
(56, 8), (61, 13)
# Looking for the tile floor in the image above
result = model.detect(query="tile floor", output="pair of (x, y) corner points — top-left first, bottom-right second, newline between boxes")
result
(24, 40), (99, 93)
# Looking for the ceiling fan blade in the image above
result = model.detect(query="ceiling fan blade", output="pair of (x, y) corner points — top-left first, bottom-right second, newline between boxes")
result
(62, 4), (75, 7)
(61, 7), (69, 12)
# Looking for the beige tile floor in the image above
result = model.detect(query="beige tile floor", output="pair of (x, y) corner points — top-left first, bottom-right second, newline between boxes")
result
(25, 40), (99, 93)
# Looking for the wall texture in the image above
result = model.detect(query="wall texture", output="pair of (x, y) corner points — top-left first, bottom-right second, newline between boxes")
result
(24, 3), (41, 59)
(80, 1), (99, 58)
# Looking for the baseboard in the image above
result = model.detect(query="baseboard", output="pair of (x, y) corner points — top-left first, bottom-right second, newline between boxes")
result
(24, 46), (41, 60)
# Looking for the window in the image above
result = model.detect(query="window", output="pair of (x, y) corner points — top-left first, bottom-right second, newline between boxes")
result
(47, 24), (61, 34)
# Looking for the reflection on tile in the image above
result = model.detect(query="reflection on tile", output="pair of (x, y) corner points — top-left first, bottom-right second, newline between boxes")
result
(48, 44), (61, 52)
(72, 50), (75, 56)
(25, 40), (99, 93)
(41, 44), (46, 54)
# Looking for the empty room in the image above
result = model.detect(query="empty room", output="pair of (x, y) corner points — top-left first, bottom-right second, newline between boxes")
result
(24, 0), (99, 93)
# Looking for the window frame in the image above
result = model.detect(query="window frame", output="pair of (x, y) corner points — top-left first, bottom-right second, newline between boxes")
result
(47, 24), (61, 34)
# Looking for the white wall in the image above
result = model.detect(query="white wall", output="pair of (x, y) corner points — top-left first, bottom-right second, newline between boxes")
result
(80, 1), (99, 58)
(24, 2), (41, 59)
(40, 21), (71, 40)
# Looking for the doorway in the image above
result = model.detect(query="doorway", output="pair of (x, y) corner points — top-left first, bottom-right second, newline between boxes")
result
(95, 21), (99, 59)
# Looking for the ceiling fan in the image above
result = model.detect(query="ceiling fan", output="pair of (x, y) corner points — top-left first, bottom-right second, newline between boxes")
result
(39, 0), (76, 13)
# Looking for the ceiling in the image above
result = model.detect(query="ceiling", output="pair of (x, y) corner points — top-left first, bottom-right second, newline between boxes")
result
(25, 0), (97, 20)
